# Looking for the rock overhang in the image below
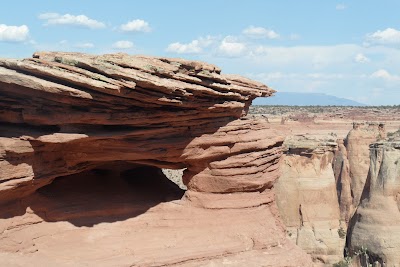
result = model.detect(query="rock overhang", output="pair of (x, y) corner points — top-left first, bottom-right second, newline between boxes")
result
(0, 52), (275, 126)
(0, 51), (281, 197)
(0, 52), (313, 266)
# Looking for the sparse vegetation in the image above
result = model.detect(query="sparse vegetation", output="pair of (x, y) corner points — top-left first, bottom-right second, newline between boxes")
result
(333, 257), (352, 267)
(250, 105), (400, 116)
(338, 227), (346, 239)
(355, 246), (372, 267)
(54, 56), (79, 67)
(249, 105), (400, 123)
(285, 230), (293, 237)
(333, 248), (352, 267)
(333, 246), (375, 267)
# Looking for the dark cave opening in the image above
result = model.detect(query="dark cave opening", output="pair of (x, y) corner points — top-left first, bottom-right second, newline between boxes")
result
(17, 162), (185, 227)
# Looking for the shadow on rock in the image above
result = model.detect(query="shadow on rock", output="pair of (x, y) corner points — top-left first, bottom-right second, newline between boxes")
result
(0, 165), (184, 227)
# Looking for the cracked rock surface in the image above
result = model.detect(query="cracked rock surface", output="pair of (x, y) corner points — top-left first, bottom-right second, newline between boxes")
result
(348, 140), (400, 266)
(275, 134), (345, 264)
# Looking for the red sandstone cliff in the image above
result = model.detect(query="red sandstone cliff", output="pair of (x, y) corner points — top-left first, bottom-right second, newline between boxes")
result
(348, 132), (400, 266)
(0, 52), (311, 266)
(333, 122), (382, 223)
(275, 134), (345, 265)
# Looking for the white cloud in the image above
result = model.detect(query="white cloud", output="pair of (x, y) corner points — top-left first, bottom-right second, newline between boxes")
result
(251, 44), (361, 69)
(228, 43), (400, 105)
(370, 69), (400, 80)
(369, 70), (400, 97)
(75, 42), (94, 48)
(370, 69), (390, 79)
(336, 4), (347, 10)
(167, 35), (249, 57)
(38, 13), (105, 29)
(166, 36), (215, 54)
(120, 19), (151, 32)
(112, 40), (133, 49)
(218, 36), (246, 57)
(166, 40), (202, 54)
(250, 72), (346, 83)
(166, 34), (400, 104)
(248, 72), (347, 94)
(366, 28), (400, 45)
(0, 24), (29, 42)
(354, 53), (370, 63)
(242, 26), (279, 39)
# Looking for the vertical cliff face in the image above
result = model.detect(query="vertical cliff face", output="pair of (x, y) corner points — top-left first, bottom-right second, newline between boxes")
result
(275, 134), (345, 264)
(0, 52), (311, 266)
(333, 139), (353, 223)
(334, 122), (382, 223)
(348, 133), (400, 266)
(346, 123), (379, 208)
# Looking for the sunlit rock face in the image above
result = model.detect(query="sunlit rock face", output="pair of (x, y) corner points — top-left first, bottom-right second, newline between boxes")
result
(348, 134), (400, 266)
(275, 134), (345, 265)
(0, 52), (311, 266)
(333, 122), (382, 223)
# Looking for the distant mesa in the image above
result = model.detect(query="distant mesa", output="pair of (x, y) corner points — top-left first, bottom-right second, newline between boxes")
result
(253, 92), (366, 106)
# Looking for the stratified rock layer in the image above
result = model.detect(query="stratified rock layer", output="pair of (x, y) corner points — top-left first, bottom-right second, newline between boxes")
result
(334, 122), (382, 223)
(0, 52), (281, 197)
(0, 52), (311, 266)
(275, 134), (345, 265)
(349, 138), (400, 266)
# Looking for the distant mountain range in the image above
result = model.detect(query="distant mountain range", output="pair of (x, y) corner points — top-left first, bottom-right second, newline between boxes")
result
(252, 92), (366, 106)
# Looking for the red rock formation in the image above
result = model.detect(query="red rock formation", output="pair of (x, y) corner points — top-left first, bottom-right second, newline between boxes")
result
(275, 134), (345, 264)
(333, 139), (353, 223)
(334, 122), (381, 222)
(348, 136), (400, 266)
(0, 52), (311, 266)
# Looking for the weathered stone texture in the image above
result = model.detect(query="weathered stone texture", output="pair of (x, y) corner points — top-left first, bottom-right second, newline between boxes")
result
(275, 134), (345, 264)
(0, 52), (311, 266)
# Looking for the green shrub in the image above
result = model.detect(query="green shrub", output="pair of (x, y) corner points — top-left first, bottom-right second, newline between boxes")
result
(338, 227), (346, 239)
(333, 256), (351, 267)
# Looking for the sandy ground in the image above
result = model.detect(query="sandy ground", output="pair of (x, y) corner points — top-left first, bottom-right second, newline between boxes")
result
(255, 116), (400, 139)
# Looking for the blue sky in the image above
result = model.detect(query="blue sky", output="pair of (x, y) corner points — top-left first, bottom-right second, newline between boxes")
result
(1, 0), (400, 105)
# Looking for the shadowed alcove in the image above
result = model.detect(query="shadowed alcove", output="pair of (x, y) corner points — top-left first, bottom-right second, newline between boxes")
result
(27, 163), (184, 226)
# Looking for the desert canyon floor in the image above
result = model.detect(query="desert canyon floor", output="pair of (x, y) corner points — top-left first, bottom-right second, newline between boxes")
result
(249, 105), (400, 139)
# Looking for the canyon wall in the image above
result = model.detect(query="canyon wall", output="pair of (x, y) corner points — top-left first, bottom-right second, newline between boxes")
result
(275, 134), (345, 265)
(331, 123), (400, 266)
(0, 52), (311, 266)
(333, 122), (382, 223)
(348, 132), (400, 266)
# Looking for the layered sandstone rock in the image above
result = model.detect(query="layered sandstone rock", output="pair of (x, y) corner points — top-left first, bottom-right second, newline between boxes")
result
(348, 133), (400, 266)
(333, 139), (353, 223)
(0, 52), (311, 266)
(275, 134), (345, 264)
(334, 122), (382, 222)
